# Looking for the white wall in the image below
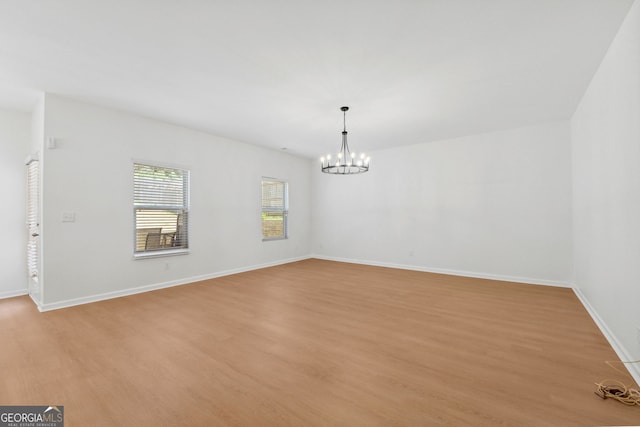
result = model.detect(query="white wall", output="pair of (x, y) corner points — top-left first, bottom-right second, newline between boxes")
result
(40, 94), (310, 308)
(0, 109), (30, 297)
(312, 120), (573, 286)
(571, 0), (640, 376)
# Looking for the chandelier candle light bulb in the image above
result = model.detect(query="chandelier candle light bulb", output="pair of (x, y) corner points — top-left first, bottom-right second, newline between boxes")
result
(321, 106), (370, 175)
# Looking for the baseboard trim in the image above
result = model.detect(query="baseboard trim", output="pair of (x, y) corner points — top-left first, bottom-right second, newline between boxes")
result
(311, 255), (572, 288)
(572, 288), (640, 386)
(29, 293), (43, 311)
(38, 255), (312, 312)
(0, 289), (28, 300)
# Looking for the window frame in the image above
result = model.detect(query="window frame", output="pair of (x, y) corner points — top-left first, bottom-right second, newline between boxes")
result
(133, 161), (190, 259)
(261, 177), (288, 241)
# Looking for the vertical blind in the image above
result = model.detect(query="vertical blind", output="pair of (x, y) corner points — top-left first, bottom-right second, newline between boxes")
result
(134, 163), (189, 253)
(261, 178), (288, 240)
(26, 159), (39, 281)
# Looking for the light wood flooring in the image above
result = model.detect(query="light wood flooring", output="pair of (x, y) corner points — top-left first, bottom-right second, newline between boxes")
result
(1, 259), (639, 426)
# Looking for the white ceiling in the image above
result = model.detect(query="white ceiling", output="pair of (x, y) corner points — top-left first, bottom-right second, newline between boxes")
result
(0, 0), (634, 158)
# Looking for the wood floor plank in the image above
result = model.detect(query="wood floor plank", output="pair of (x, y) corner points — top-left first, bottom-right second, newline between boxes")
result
(1, 259), (639, 425)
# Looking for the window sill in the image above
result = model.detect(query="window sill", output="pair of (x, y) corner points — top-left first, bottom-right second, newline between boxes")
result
(262, 237), (288, 242)
(133, 249), (190, 260)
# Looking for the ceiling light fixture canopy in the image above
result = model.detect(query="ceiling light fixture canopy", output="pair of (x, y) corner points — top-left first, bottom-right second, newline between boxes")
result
(321, 106), (369, 174)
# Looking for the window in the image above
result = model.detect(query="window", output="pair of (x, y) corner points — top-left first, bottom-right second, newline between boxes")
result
(261, 178), (288, 240)
(134, 162), (189, 256)
(26, 158), (40, 297)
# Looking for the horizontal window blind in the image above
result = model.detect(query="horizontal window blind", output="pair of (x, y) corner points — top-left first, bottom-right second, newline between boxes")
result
(261, 178), (288, 240)
(134, 163), (189, 253)
(26, 160), (39, 281)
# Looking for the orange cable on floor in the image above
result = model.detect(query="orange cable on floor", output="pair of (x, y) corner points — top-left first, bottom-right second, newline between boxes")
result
(594, 359), (640, 406)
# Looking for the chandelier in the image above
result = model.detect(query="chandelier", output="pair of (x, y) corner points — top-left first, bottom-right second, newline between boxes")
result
(321, 106), (370, 174)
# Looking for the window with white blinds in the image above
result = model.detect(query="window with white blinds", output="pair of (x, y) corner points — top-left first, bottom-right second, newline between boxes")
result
(261, 178), (288, 240)
(134, 162), (189, 255)
(26, 159), (39, 282)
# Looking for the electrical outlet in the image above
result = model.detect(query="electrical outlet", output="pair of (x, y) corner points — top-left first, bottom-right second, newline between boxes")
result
(61, 211), (75, 222)
(636, 327), (640, 344)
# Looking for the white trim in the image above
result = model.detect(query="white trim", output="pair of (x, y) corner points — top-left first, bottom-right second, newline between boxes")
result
(24, 152), (39, 165)
(573, 288), (640, 386)
(29, 293), (43, 311)
(133, 249), (190, 260)
(131, 157), (190, 172)
(262, 237), (288, 242)
(0, 289), (29, 299)
(38, 255), (312, 312)
(311, 254), (572, 288)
